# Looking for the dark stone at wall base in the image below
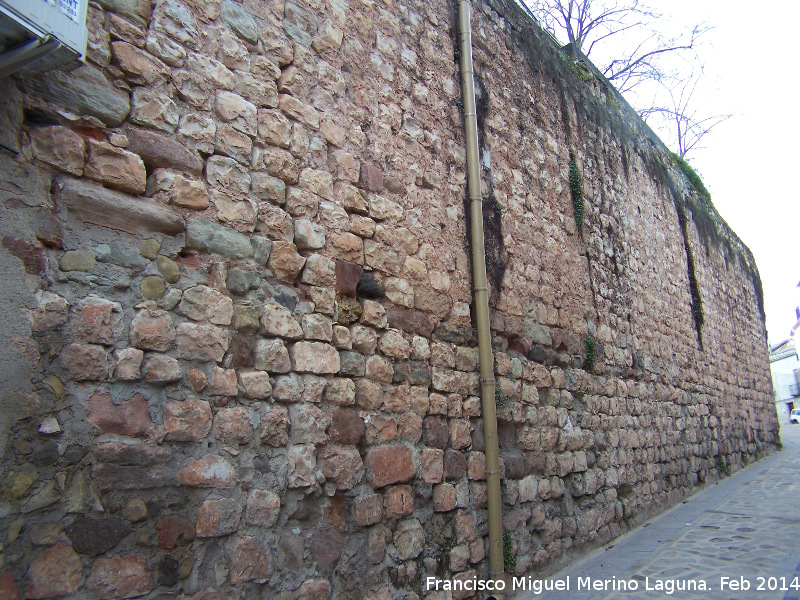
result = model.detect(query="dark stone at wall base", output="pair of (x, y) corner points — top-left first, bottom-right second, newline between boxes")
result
(158, 556), (181, 587)
(65, 516), (130, 555)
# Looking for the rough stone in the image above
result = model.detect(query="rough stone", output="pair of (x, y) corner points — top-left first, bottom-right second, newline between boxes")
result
(30, 126), (85, 176)
(214, 406), (252, 444)
(246, 490), (280, 527)
(260, 303), (303, 340)
(131, 87), (180, 132)
(156, 515), (196, 549)
(19, 65), (130, 126)
(65, 516), (130, 555)
(228, 536), (271, 584)
(318, 445), (364, 490)
(125, 126), (203, 175)
(324, 378), (355, 406)
(393, 518), (425, 560)
(291, 342), (340, 374)
(130, 307), (174, 351)
(59, 177), (184, 236)
(297, 579), (331, 600)
(254, 338), (292, 373)
(259, 405), (290, 446)
(238, 370), (272, 399)
(384, 485), (414, 520)
(366, 445), (415, 488)
(288, 444), (317, 488)
(71, 296), (123, 346)
(148, 170), (210, 210)
(164, 398), (212, 442)
(140, 275), (166, 300)
(142, 353), (182, 384)
(88, 554), (154, 599)
(268, 241), (306, 281)
(176, 322), (230, 362)
(177, 455), (235, 487)
(178, 285), (233, 325)
(112, 41), (169, 84)
(328, 408), (364, 445)
(221, 0), (258, 43)
(196, 498), (242, 537)
(87, 392), (152, 436)
(25, 543), (82, 599)
(185, 219), (254, 259)
(359, 164), (384, 192)
(59, 250), (95, 272)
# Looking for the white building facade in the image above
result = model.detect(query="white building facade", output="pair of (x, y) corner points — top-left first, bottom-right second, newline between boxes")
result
(770, 339), (800, 423)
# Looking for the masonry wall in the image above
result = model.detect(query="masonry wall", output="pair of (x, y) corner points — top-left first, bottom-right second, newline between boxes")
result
(0, 0), (779, 598)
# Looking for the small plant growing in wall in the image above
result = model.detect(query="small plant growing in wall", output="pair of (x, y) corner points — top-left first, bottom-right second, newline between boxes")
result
(569, 151), (584, 230)
(715, 458), (731, 477)
(502, 531), (516, 572)
(495, 386), (509, 408)
(584, 336), (597, 371)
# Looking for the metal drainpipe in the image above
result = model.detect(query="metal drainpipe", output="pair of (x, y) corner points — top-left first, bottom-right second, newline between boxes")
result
(457, 0), (504, 588)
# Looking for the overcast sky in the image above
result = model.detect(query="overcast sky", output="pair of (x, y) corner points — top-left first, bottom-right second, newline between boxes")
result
(658, 0), (800, 345)
(523, 0), (800, 344)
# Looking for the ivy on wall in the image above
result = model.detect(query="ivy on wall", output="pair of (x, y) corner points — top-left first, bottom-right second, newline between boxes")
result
(569, 151), (584, 230)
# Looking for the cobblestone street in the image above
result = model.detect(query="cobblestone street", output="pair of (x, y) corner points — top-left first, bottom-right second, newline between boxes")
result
(516, 423), (800, 600)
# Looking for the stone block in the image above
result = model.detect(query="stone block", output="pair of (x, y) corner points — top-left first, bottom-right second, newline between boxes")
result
(130, 307), (174, 351)
(88, 554), (153, 599)
(88, 391), (153, 437)
(178, 285), (233, 325)
(291, 342), (340, 374)
(176, 322), (230, 362)
(185, 219), (254, 260)
(59, 177), (184, 235)
(164, 397), (212, 442)
(383, 484), (414, 519)
(126, 126), (203, 174)
(24, 542), (81, 598)
(30, 126), (85, 175)
(365, 445), (414, 488)
(19, 65), (130, 126)
(318, 445), (364, 490)
(177, 455), (236, 487)
(196, 498), (242, 537)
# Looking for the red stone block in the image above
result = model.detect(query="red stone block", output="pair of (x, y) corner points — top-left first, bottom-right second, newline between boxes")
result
(365, 445), (414, 488)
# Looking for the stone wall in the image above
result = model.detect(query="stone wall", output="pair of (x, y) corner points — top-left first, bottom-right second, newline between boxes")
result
(0, 0), (778, 598)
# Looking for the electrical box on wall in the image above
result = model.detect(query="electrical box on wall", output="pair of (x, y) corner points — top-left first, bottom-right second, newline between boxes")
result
(0, 0), (88, 78)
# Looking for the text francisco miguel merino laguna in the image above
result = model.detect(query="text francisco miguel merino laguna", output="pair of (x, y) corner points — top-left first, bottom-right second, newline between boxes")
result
(426, 575), (713, 594)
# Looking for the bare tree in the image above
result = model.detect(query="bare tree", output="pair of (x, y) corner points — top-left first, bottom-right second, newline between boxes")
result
(525, 0), (706, 94)
(638, 70), (732, 159)
(523, 0), (730, 159)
